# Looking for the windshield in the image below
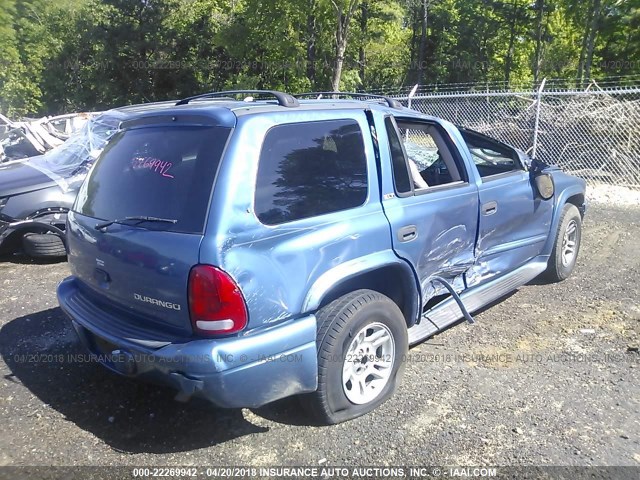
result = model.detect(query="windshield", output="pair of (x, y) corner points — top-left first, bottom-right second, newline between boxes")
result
(404, 141), (439, 169)
(74, 125), (231, 234)
(27, 115), (121, 177)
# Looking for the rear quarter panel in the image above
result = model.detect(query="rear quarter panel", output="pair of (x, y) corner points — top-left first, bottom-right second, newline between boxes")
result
(199, 109), (395, 329)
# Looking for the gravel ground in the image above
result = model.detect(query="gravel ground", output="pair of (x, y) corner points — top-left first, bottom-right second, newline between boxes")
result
(586, 184), (640, 208)
(0, 204), (638, 469)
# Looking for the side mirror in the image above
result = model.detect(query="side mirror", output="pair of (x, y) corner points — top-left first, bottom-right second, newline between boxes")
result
(529, 157), (555, 200)
(534, 173), (555, 200)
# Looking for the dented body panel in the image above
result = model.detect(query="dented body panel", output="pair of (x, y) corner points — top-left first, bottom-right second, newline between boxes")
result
(373, 110), (478, 309)
(468, 170), (554, 286)
(199, 109), (394, 328)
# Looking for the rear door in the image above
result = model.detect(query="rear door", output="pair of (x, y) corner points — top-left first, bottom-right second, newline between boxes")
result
(378, 114), (479, 308)
(68, 119), (232, 335)
(460, 129), (553, 285)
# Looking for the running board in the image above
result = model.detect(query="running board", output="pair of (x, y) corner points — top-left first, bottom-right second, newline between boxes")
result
(407, 259), (548, 345)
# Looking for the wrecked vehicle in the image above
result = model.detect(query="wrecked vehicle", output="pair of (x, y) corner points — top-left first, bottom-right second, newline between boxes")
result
(57, 90), (586, 424)
(0, 112), (120, 258)
(0, 112), (97, 163)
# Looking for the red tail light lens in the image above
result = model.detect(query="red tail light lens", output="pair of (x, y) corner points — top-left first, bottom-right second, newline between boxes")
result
(188, 265), (248, 336)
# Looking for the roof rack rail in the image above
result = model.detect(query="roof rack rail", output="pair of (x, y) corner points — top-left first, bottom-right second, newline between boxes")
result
(175, 90), (299, 108)
(294, 91), (403, 109)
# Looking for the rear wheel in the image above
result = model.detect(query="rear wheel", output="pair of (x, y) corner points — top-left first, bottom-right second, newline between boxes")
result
(545, 204), (582, 282)
(22, 232), (66, 259)
(301, 289), (408, 424)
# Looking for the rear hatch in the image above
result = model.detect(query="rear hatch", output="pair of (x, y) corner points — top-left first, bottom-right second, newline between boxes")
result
(67, 118), (232, 336)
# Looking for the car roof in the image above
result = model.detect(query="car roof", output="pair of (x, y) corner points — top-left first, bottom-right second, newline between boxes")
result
(102, 95), (434, 128)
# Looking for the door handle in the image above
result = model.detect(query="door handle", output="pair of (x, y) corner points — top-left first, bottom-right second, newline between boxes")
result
(398, 225), (418, 242)
(481, 201), (498, 216)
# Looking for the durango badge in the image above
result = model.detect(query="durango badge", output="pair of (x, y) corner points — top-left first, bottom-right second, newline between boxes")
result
(133, 293), (181, 311)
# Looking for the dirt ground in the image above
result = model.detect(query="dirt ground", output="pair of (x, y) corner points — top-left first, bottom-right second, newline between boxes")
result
(0, 203), (638, 469)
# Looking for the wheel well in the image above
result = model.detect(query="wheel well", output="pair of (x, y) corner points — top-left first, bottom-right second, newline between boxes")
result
(1, 228), (33, 254)
(1, 222), (65, 254)
(317, 265), (419, 327)
(566, 193), (585, 217)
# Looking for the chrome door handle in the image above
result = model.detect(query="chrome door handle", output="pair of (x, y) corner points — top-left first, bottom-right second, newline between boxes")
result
(398, 225), (418, 242)
(481, 201), (498, 216)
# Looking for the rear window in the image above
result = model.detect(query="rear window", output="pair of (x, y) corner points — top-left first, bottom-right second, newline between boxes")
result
(254, 119), (368, 225)
(75, 126), (230, 233)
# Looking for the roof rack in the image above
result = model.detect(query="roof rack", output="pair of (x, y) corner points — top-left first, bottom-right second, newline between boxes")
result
(175, 90), (299, 108)
(294, 92), (403, 109)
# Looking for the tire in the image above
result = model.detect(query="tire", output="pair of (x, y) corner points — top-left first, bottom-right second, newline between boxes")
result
(301, 289), (408, 425)
(544, 203), (582, 282)
(22, 233), (66, 258)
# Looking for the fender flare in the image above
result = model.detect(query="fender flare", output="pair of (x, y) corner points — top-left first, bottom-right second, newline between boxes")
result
(301, 249), (422, 325)
(541, 185), (585, 255)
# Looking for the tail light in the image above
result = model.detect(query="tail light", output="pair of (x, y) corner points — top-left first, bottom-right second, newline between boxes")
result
(188, 265), (248, 336)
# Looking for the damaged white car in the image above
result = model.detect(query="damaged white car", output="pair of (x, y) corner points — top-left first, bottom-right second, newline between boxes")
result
(0, 112), (97, 163)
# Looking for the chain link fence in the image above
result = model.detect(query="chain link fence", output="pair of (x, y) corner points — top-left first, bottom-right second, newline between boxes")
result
(394, 85), (640, 190)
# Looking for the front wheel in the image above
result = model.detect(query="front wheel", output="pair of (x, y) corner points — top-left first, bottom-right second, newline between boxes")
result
(301, 289), (408, 424)
(22, 232), (66, 259)
(545, 203), (582, 282)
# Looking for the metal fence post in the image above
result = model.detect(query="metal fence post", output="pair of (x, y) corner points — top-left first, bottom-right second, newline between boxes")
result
(407, 84), (419, 110)
(406, 84), (419, 142)
(532, 78), (547, 159)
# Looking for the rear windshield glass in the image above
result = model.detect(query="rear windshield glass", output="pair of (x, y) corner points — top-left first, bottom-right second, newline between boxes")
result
(74, 126), (230, 234)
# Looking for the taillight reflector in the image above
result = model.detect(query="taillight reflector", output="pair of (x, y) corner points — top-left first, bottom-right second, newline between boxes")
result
(188, 265), (248, 336)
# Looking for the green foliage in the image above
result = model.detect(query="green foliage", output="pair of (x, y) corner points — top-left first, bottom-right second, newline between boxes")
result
(0, 0), (47, 116)
(0, 0), (638, 116)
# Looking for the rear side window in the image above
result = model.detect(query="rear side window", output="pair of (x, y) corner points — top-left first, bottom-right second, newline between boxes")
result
(75, 126), (230, 234)
(255, 119), (368, 225)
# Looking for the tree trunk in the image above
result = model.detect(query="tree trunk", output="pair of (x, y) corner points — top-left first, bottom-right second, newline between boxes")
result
(504, 2), (518, 84)
(330, 0), (359, 92)
(416, 0), (428, 85)
(409, 5), (420, 83)
(584, 0), (601, 82)
(332, 41), (346, 91)
(576, 0), (595, 86)
(533, 0), (545, 84)
(358, 2), (368, 88)
(306, 1), (317, 86)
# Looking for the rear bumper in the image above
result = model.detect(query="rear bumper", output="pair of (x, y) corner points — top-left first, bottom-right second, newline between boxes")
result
(57, 276), (318, 408)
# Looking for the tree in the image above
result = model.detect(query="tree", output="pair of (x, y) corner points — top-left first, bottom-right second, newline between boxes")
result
(358, 0), (409, 90)
(329, 0), (361, 90)
(2, 0), (640, 116)
(0, 0), (25, 116)
(492, 0), (532, 84)
(0, 0), (53, 116)
(416, 0), (429, 85)
(582, 0), (603, 84)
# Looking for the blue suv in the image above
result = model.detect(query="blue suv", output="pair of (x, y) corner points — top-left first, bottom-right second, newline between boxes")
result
(57, 90), (586, 424)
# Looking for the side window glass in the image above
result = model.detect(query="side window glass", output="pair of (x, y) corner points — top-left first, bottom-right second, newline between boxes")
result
(384, 116), (411, 194)
(462, 131), (522, 178)
(255, 119), (368, 225)
(396, 121), (465, 189)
